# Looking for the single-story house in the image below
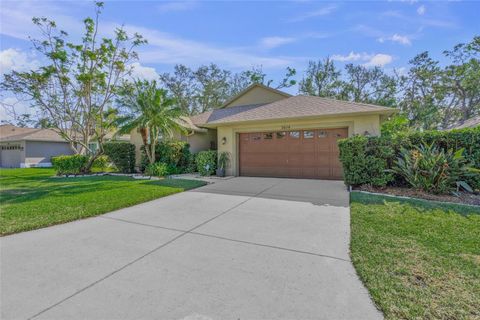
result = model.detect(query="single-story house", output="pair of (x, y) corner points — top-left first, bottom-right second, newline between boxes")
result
(0, 124), (129, 168)
(448, 116), (480, 130)
(131, 83), (396, 179)
(0, 125), (73, 168)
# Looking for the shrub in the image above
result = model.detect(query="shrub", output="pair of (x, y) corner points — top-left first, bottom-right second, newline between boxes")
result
(338, 127), (480, 191)
(338, 136), (394, 187)
(140, 141), (191, 173)
(91, 155), (111, 172)
(51, 154), (89, 175)
(145, 162), (169, 177)
(218, 151), (230, 170)
(184, 153), (197, 173)
(103, 142), (136, 173)
(196, 150), (217, 176)
(391, 144), (475, 194)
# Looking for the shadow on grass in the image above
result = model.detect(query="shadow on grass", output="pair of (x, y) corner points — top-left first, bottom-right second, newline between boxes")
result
(1, 173), (205, 206)
(351, 191), (480, 215)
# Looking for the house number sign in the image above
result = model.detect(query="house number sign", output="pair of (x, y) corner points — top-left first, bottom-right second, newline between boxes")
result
(281, 125), (291, 130)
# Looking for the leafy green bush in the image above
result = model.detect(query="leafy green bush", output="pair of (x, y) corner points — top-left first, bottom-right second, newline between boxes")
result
(338, 136), (394, 187)
(196, 150), (217, 176)
(140, 141), (191, 173)
(338, 127), (480, 190)
(91, 155), (111, 172)
(391, 144), (474, 194)
(51, 155), (89, 175)
(145, 162), (169, 177)
(184, 153), (197, 173)
(104, 142), (136, 173)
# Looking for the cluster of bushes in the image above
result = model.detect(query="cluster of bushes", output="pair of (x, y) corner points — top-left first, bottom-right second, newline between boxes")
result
(338, 127), (480, 194)
(103, 142), (136, 173)
(51, 142), (136, 175)
(141, 141), (197, 176)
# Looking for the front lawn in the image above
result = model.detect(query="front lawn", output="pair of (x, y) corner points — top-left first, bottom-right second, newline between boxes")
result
(0, 168), (206, 236)
(350, 192), (480, 319)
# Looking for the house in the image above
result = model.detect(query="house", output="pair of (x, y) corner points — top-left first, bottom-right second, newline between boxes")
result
(0, 125), (73, 168)
(131, 83), (396, 179)
(448, 116), (480, 130)
(0, 124), (129, 168)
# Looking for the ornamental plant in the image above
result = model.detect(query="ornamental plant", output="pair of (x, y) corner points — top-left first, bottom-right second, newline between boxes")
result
(391, 143), (475, 194)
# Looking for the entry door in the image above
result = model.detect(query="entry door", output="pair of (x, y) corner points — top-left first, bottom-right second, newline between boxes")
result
(239, 128), (348, 179)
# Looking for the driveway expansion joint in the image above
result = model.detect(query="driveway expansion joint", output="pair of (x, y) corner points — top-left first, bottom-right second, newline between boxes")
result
(28, 181), (282, 319)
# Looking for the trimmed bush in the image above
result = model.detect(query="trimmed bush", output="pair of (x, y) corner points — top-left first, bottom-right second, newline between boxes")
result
(104, 142), (136, 173)
(140, 141), (192, 173)
(196, 150), (217, 176)
(145, 162), (169, 177)
(338, 127), (480, 191)
(51, 155), (89, 175)
(91, 155), (111, 172)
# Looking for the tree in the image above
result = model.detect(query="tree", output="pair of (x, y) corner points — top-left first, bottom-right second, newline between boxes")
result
(341, 64), (397, 107)
(116, 80), (185, 165)
(299, 58), (342, 98)
(193, 64), (231, 113)
(1, 2), (146, 169)
(159, 64), (196, 115)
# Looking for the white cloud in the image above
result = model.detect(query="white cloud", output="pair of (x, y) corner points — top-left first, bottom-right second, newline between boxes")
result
(289, 4), (337, 22)
(331, 52), (365, 62)
(124, 24), (295, 69)
(0, 48), (40, 75)
(157, 1), (198, 13)
(260, 36), (296, 49)
(129, 62), (159, 81)
(417, 5), (426, 15)
(378, 34), (411, 46)
(364, 54), (393, 67)
(0, 97), (34, 122)
(332, 51), (393, 67)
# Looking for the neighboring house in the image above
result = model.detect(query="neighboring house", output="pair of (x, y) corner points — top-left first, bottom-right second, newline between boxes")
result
(0, 124), (129, 168)
(131, 83), (396, 179)
(0, 125), (73, 168)
(448, 116), (480, 130)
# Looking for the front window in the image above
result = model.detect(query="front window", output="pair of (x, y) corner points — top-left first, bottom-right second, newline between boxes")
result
(289, 131), (300, 139)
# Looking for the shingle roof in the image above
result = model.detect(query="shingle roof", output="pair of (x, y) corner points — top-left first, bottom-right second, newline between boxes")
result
(0, 125), (66, 142)
(449, 116), (480, 129)
(190, 96), (396, 126)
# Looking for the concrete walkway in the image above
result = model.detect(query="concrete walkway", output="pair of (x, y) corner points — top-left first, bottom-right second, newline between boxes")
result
(1, 177), (381, 320)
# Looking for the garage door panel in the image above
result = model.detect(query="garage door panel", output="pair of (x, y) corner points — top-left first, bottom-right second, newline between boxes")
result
(239, 128), (347, 180)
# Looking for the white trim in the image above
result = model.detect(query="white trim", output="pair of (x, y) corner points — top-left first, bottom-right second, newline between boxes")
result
(21, 162), (53, 168)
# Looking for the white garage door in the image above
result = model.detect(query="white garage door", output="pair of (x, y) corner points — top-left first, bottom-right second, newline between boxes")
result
(1, 145), (22, 168)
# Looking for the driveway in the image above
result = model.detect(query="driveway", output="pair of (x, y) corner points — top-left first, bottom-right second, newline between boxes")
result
(1, 177), (381, 320)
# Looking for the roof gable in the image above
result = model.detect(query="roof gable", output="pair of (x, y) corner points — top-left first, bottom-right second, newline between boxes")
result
(222, 83), (291, 108)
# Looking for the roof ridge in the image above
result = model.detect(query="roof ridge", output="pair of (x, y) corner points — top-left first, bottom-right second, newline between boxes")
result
(294, 95), (393, 109)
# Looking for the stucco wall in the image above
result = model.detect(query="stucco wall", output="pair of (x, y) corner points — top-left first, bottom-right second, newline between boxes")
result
(216, 114), (381, 176)
(226, 86), (288, 108)
(24, 141), (73, 167)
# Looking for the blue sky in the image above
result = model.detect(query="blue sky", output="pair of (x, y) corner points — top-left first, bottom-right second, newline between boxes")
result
(0, 0), (479, 117)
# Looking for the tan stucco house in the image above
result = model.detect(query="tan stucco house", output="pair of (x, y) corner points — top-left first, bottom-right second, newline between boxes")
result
(131, 83), (396, 179)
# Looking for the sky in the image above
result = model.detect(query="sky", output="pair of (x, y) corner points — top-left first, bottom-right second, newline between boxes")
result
(1, 0), (479, 119)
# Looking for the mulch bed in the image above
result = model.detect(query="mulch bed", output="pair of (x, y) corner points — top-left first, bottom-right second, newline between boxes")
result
(356, 185), (480, 206)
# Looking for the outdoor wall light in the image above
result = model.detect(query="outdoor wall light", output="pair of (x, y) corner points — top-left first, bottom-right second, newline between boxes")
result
(221, 137), (227, 145)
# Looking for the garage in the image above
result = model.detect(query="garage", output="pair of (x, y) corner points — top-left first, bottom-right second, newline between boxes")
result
(239, 128), (348, 179)
(0, 144), (23, 168)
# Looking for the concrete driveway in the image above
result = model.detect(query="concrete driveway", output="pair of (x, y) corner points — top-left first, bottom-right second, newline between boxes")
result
(1, 177), (381, 320)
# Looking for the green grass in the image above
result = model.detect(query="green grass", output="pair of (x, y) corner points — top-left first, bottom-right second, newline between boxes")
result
(0, 168), (206, 236)
(350, 192), (480, 319)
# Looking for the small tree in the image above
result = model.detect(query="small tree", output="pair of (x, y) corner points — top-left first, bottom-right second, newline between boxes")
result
(116, 80), (186, 165)
(1, 2), (146, 170)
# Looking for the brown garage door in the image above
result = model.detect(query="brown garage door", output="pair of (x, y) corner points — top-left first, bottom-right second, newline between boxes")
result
(239, 128), (348, 179)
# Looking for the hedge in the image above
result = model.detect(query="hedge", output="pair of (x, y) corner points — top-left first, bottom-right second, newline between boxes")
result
(196, 150), (217, 176)
(140, 141), (193, 173)
(103, 142), (136, 173)
(51, 154), (89, 175)
(338, 127), (480, 189)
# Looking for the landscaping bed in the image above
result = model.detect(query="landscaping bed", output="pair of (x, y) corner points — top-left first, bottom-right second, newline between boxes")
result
(0, 168), (206, 236)
(356, 185), (480, 206)
(350, 192), (480, 319)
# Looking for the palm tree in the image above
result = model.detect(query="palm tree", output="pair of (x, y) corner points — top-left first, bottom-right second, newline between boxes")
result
(116, 80), (186, 164)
